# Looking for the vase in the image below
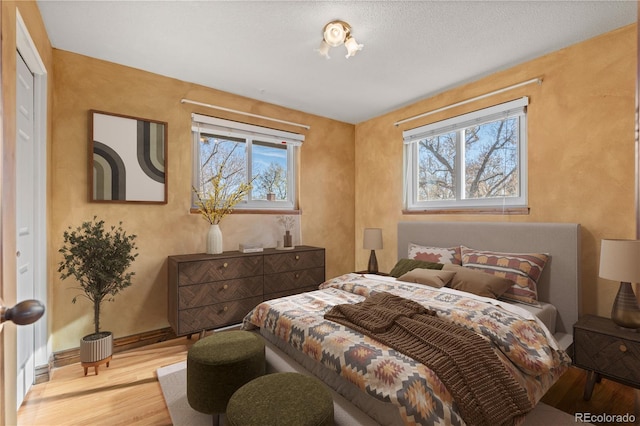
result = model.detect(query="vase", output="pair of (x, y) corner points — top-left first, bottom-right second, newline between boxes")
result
(207, 224), (223, 254)
(284, 230), (293, 247)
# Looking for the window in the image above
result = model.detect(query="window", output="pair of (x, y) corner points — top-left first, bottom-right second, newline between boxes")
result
(403, 97), (528, 211)
(192, 114), (303, 210)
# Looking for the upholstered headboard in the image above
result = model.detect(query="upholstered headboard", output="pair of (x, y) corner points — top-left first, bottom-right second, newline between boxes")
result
(397, 221), (580, 348)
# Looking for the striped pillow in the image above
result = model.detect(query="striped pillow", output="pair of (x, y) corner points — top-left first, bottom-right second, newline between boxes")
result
(408, 243), (461, 265)
(460, 246), (549, 305)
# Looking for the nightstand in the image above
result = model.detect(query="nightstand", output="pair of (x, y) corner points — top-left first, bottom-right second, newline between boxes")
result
(573, 314), (640, 400)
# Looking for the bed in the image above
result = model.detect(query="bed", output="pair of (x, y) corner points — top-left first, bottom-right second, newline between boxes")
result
(241, 221), (581, 425)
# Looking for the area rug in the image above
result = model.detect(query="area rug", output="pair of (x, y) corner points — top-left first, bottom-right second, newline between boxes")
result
(157, 360), (582, 426)
(157, 360), (211, 426)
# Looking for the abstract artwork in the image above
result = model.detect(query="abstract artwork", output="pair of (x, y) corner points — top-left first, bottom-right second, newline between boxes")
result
(91, 111), (167, 203)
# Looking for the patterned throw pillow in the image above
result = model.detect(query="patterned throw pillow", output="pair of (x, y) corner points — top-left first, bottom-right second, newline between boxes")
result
(408, 243), (462, 265)
(460, 246), (549, 305)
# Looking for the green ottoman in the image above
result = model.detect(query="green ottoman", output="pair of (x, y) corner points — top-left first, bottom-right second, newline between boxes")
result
(186, 330), (265, 423)
(226, 372), (334, 426)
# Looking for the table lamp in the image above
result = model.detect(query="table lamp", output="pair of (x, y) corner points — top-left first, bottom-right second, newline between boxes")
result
(363, 228), (383, 273)
(599, 239), (640, 330)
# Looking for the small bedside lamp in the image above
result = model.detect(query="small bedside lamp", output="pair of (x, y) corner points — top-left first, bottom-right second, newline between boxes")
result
(363, 228), (383, 274)
(599, 239), (640, 330)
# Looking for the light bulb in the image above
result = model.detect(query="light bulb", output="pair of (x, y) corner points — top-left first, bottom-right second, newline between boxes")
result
(324, 22), (346, 47)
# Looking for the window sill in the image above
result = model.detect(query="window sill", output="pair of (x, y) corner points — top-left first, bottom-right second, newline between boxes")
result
(190, 208), (301, 216)
(402, 207), (530, 215)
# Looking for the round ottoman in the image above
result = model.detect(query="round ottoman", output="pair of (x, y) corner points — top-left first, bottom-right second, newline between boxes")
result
(226, 372), (334, 426)
(186, 330), (265, 417)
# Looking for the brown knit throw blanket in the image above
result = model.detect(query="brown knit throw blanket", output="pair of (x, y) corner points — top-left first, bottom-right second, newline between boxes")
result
(324, 292), (532, 426)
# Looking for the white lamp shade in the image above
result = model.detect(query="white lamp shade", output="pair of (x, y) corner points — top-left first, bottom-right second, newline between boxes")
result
(344, 37), (363, 58)
(317, 40), (331, 59)
(599, 239), (640, 283)
(363, 228), (383, 250)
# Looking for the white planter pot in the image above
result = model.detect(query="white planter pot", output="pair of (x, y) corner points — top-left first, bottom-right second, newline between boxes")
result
(80, 331), (113, 363)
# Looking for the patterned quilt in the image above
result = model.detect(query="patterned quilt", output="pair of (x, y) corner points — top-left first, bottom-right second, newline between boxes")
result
(242, 273), (571, 426)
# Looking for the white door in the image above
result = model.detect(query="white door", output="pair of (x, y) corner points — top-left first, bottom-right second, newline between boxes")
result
(16, 52), (36, 407)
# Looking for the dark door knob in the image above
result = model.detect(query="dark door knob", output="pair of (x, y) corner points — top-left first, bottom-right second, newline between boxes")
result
(1, 299), (45, 325)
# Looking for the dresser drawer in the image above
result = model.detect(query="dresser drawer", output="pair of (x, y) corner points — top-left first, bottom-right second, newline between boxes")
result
(264, 249), (324, 273)
(574, 327), (640, 385)
(177, 255), (263, 285)
(264, 267), (325, 295)
(177, 296), (263, 335)
(178, 276), (263, 310)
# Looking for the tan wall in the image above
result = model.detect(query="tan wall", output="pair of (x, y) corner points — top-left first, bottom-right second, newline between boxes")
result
(355, 24), (637, 319)
(1, 1), (53, 423)
(50, 51), (355, 352)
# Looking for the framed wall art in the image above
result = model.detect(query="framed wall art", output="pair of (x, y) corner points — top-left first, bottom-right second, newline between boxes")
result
(90, 110), (168, 203)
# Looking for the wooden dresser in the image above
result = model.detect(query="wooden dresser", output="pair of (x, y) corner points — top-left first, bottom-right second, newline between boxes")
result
(168, 246), (325, 336)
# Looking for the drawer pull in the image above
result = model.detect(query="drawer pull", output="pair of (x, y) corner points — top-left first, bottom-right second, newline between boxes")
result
(223, 262), (228, 268)
(223, 306), (228, 312)
(619, 344), (628, 353)
(223, 284), (228, 290)
(295, 273), (300, 279)
(295, 255), (300, 260)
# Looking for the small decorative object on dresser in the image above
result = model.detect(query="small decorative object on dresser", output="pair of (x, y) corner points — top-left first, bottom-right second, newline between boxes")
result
(206, 224), (223, 255)
(239, 243), (263, 253)
(277, 215), (295, 249)
(167, 246), (325, 337)
(573, 315), (640, 401)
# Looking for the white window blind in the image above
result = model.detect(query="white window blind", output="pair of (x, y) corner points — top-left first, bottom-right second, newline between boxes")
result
(403, 97), (528, 144)
(192, 113), (304, 146)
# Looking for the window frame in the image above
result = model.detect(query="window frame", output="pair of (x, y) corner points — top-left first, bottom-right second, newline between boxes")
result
(403, 97), (528, 211)
(191, 114), (302, 210)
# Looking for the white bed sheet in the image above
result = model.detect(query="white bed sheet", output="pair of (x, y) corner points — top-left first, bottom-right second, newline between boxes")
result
(513, 300), (557, 335)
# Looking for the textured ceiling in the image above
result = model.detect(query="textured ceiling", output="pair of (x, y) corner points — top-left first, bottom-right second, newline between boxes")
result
(37, 0), (636, 124)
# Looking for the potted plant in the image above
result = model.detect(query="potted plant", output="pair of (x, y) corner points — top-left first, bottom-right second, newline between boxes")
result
(58, 217), (138, 374)
(193, 145), (254, 254)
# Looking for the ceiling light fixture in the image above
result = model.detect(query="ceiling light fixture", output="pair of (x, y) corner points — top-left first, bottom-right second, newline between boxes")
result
(317, 20), (363, 59)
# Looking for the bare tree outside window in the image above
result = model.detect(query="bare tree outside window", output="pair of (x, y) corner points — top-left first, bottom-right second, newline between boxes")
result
(464, 118), (518, 199)
(417, 117), (519, 202)
(254, 162), (287, 200)
(418, 133), (456, 201)
(251, 141), (288, 201)
(198, 135), (247, 196)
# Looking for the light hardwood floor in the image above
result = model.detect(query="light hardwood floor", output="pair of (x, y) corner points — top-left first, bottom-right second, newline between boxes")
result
(17, 338), (195, 426)
(17, 336), (637, 425)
